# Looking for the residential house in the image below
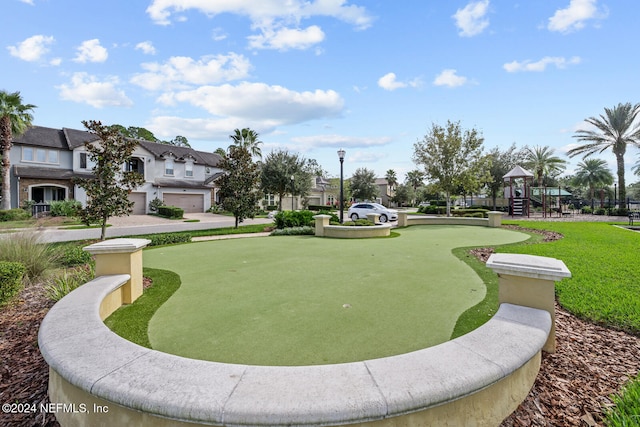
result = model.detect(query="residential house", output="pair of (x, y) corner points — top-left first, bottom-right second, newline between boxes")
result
(375, 178), (396, 207)
(8, 126), (223, 214)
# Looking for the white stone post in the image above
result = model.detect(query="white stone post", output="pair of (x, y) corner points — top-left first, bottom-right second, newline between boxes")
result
(397, 211), (408, 227)
(487, 211), (503, 227)
(366, 213), (380, 224)
(313, 214), (331, 237)
(486, 253), (571, 353)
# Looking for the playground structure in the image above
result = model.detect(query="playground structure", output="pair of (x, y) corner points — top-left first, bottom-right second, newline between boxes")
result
(503, 165), (534, 218)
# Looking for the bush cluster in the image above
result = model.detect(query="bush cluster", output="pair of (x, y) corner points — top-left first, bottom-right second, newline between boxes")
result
(0, 261), (26, 306)
(148, 197), (164, 212)
(157, 205), (184, 219)
(341, 219), (375, 226)
(50, 200), (82, 217)
(0, 231), (59, 280)
(270, 226), (315, 236)
(61, 245), (93, 266)
(44, 265), (95, 302)
(274, 210), (315, 229)
(147, 233), (192, 246)
(0, 208), (31, 222)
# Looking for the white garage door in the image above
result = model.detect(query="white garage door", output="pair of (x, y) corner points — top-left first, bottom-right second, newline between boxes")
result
(129, 192), (147, 215)
(163, 193), (204, 213)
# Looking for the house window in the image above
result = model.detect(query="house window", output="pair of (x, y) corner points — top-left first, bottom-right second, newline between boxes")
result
(185, 160), (193, 177)
(125, 157), (144, 177)
(165, 158), (174, 176)
(48, 150), (59, 164)
(23, 147), (34, 161)
(328, 195), (335, 206)
(264, 194), (275, 205)
(80, 152), (87, 169)
(36, 149), (47, 163)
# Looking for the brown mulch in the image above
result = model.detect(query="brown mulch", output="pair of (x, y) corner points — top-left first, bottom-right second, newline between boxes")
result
(0, 239), (639, 426)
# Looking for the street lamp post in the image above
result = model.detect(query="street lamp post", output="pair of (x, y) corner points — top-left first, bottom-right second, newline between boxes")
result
(338, 149), (346, 223)
(291, 175), (295, 211)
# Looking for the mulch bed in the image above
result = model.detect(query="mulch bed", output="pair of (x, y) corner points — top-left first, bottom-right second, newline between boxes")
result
(1, 228), (638, 426)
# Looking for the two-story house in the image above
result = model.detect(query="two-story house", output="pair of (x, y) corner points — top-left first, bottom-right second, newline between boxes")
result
(9, 126), (223, 214)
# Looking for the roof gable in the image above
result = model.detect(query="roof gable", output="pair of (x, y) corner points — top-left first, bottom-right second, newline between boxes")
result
(13, 126), (68, 149)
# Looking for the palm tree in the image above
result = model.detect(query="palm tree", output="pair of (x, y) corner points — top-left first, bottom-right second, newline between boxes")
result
(1, 91), (36, 210)
(384, 169), (398, 190)
(568, 102), (640, 204)
(572, 159), (614, 209)
(522, 145), (567, 187)
(228, 128), (262, 159)
(405, 169), (424, 191)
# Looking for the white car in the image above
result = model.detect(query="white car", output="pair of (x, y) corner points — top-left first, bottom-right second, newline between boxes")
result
(347, 203), (398, 223)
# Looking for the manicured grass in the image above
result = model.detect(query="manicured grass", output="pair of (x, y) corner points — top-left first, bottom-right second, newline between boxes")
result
(103, 268), (181, 347)
(604, 374), (640, 426)
(500, 221), (640, 335)
(142, 226), (528, 365)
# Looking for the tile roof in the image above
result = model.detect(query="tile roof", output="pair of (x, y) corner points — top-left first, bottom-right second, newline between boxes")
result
(13, 165), (94, 180)
(13, 126), (68, 149)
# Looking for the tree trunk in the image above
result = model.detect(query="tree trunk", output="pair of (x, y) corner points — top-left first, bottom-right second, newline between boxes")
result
(0, 117), (12, 210)
(234, 215), (239, 229)
(445, 191), (451, 217)
(616, 153), (626, 206)
(100, 214), (108, 241)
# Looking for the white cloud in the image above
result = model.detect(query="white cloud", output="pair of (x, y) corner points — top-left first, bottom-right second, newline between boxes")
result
(20, 0), (35, 5)
(57, 72), (133, 108)
(453, 0), (490, 37)
(290, 134), (392, 149)
(147, 116), (251, 141)
(347, 150), (386, 163)
(378, 73), (406, 91)
(135, 41), (157, 55)
(433, 69), (468, 87)
(211, 27), (228, 41)
(248, 25), (325, 50)
(130, 53), (252, 91)
(548, 0), (605, 33)
(145, 0), (372, 50)
(7, 35), (54, 62)
(73, 39), (108, 63)
(158, 82), (344, 125)
(503, 56), (581, 72)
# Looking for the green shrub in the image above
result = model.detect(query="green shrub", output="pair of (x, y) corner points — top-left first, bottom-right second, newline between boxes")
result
(158, 205), (184, 219)
(61, 245), (93, 266)
(342, 219), (375, 226)
(612, 208), (629, 216)
(0, 261), (26, 306)
(44, 265), (95, 302)
(270, 226), (315, 236)
(462, 212), (485, 218)
(148, 197), (164, 212)
(317, 210), (340, 223)
(147, 233), (192, 246)
(0, 231), (59, 280)
(595, 208), (606, 215)
(0, 208), (31, 222)
(274, 210), (315, 229)
(452, 208), (488, 217)
(50, 200), (82, 217)
(581, 206), (593, 214)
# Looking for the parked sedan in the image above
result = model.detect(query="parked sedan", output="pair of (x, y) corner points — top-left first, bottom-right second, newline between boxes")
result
(347, 203), (398, 223)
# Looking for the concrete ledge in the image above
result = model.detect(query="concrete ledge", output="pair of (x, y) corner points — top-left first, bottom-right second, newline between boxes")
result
(323, 223), (392, 238)
(407, 216), (489, 227)
(39, 273), (551, 427)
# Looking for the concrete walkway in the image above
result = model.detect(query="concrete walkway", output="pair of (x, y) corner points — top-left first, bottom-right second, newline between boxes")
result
(1, 213), (274, 243)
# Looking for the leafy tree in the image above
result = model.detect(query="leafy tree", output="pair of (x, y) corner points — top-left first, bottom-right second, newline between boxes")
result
(111, 124), (190, 147)
(74, 120), (145, 240)
(214, 147), (227, 157)
(568, 102), (640, 203)
(572, 158), (614, 209)
(0, 91), (36, 210)
(305, 158), (328, 177)
(413, 120), (491, 216)
(229, 128), (263, 159)
(627, 181), (640, 200)
(169, 135), (191, 148)
(391, 183), (413, 207)
(522, 145), (567, 187)
(486, 143), (525, 209)
(217, 146), (261, 228)
(350, 167), (378, 201)
(405, 169), (425, 190)
(260, 150), (312, 210)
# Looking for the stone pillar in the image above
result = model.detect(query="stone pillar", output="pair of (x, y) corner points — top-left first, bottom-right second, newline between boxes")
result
(313, 214), (331, 237)
(486, 253), (571, 353)
(84, 238), (151, 304)
(487, 211), (503, 227)
(397, 211), (408, 227)
(366, 213), (380, 224)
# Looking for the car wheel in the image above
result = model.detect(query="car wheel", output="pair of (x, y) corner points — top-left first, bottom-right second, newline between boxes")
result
(350, 213), (359, 221)
(379, 214), (388, 223)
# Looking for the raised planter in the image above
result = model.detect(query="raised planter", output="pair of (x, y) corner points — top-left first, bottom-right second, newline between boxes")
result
(313, 214), (392, 238)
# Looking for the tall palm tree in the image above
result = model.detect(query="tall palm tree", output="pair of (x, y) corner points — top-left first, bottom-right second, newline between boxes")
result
(228, 128), (263, 159)
(522, 145), (567, 187)
(572, 158), (614, 209)
(405, 169), (424, 191)
(0, 91), (36, 210)
(568, 102), (640, 204)
(384, 169), (398, 189)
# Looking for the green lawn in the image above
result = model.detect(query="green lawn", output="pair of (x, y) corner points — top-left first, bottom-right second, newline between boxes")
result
(142, 225), (528, 365)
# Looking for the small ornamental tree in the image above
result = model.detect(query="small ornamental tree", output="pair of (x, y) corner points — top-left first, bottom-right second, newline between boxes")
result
(217, 146), (261, 228)
(74, 120), (145, 240)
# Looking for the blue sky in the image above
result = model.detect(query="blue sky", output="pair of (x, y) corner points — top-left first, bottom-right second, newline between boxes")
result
(4, 0), (640, 183)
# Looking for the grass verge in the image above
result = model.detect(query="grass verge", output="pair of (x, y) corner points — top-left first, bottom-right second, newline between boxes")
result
(604, 374), (640, 426)
(103, 268), (181, 348)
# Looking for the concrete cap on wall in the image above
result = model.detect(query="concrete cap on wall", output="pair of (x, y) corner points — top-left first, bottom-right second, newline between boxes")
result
(486, 253), (571, 281)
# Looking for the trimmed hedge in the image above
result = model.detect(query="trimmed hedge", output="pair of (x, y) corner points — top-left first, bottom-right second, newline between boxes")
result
(274, 210), (315, 229)
(147, 233), (192, 246)
(451, 209), (489, 218)
(0, 261), (26, 306)
(158, 205), (184, 219)
(0, 208), (31, 222)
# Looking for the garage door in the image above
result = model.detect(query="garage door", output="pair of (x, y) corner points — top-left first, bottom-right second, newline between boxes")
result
(163, 193), (204, 213)
(129, 192), (147, 215)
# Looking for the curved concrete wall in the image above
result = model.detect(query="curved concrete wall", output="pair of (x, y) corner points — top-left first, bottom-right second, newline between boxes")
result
(39, 275), (551, 427)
